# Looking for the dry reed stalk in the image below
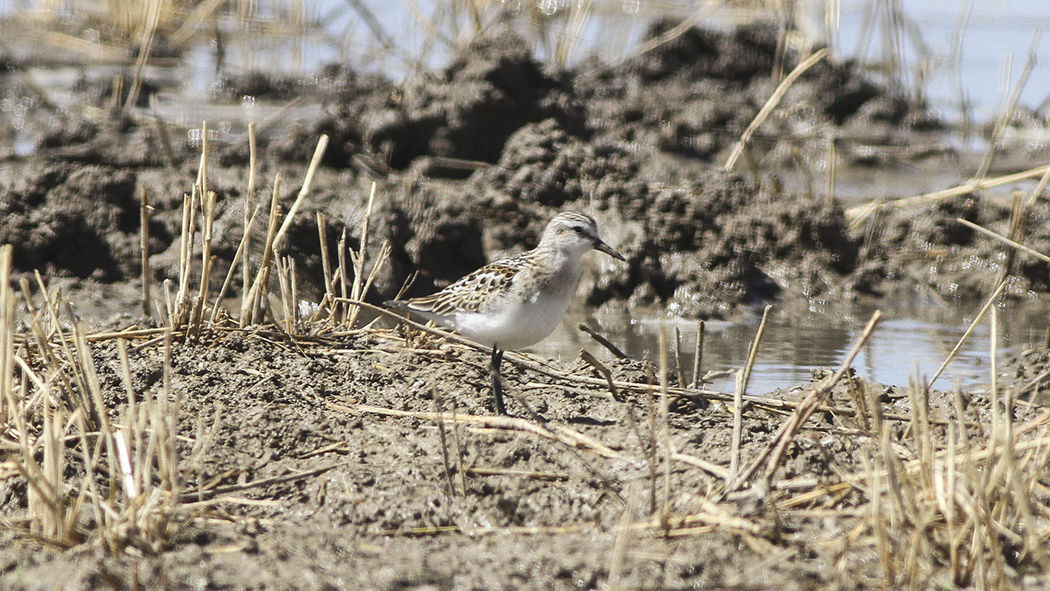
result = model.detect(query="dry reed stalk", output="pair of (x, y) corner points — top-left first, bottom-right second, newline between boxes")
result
(450, 398), (467, 496)
(577, 323), (627, 359)
(553, 0), (593, 67)
(209, 206), (261, 326)
(346, 181), (378, 329)
(673, 326), (686, 388)
(242, 122), (258, 315)
(0, 245), (12, 425)
(657, 327), (672, 530)
(623, 4), (718, 63)
(190, 187), (217, 338)
(352, 241), (392, 325)
(432, 383), (456, 499)
(162, 279), (173, 324)
(317, 212), (334, 316)
(906, 373), (933, 490)
(846, 163), (1050, 222)
(341, 403), (620, 459)
(997, 191), (1027, 283)
(956, 217), (1050, 264)
(723, 48), (829, 172)
(729, 306), (771, 481)
(927, 279), (1007, 388)
(123, 0), (160, 113)
(337, 229), (349, 323)
(171, 190), (196, 327)
(606, 483), (637, 591)
(168, 0), (228, 45)
(274, 255), (294, 331)
(741, 305), (772, 395)
(139, 185), (152, 317)
(690, 319), (704, 388)
(242, 175), (283, 326)
(116, 339), (142, 498)
(729, 369), (746, 485)
(272, 135), (329, 252)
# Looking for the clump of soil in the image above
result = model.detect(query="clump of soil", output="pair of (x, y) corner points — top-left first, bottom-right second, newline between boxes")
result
(0, 162), (156, 280)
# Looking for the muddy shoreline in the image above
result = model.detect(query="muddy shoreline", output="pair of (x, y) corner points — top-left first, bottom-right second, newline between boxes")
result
(3, 17), (1050, 591)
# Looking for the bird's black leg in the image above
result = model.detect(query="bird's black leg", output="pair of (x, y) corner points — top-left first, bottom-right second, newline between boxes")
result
(490, 345), (506, 415)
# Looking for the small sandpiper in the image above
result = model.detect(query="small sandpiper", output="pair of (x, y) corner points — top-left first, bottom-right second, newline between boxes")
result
(385, 211), (626, 415)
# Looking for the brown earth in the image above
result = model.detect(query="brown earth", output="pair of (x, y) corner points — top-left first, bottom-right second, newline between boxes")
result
(2, 16), (1050, 591)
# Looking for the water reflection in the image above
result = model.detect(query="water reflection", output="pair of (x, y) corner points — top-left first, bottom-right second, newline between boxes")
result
(535, 300), (1050, 393)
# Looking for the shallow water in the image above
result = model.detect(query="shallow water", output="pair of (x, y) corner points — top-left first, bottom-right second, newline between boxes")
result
(538, 298), (1050, 394)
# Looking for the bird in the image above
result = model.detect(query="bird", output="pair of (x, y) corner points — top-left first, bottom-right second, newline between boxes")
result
(384, 211), (626, 415)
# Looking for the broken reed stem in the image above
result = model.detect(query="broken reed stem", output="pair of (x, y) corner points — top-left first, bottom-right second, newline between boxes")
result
(190, 188), (217, 339)
(690, 319), (704, 388)
(243, 174), (283, 326)
(578, 323), (628, 359)
(729, 369), (745, 484)
(432, 383), (457, 498)
(607, 484), (638, 591)
(1025, 152), (1050, 207)
(673, 326), (686, 388)
(956, 217), (1050, 264)
(274, 255), (293, 331)
(337, 229), (349, 323)
(846, 163), (1050, 222)
(139, 185), (152, 317)
(346, 181), (378, 329)
(241, 122), (258, 316)
(727, 306), (772, 482)
(209, 206), (262, 326)
(927, 279), (1008, 388)
(0, 245), (14, 427)
(122, 0), (160, 113)
(741, 304), (772, 395)
(723, 48), (829, 171)
(657, 327), (672, 530)
(317, 212), (334, 315)
(172, 189), (196, 327)
(272, 134), (328, 253)
(718, 310), (882, 498)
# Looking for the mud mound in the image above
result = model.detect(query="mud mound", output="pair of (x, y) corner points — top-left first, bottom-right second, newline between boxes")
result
(853, 194), (1050, 301)
(0, 163), (162, 280)
(322, 32), (584, 172)
(576, 20), (941, 166)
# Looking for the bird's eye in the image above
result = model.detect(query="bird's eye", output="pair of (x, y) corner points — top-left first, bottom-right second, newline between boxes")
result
(571, 226), (585, 235)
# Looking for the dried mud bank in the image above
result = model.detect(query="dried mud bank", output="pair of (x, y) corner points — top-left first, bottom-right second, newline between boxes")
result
(3, 18), (1050, 591)
(2, 326), (1049, 590)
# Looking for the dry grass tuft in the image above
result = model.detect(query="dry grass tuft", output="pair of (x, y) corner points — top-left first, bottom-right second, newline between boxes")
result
(0, 126), (387, 552)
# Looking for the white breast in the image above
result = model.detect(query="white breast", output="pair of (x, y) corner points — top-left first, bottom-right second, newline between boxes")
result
(451, 287), (575, 350)
(448, 251), (582, 350)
